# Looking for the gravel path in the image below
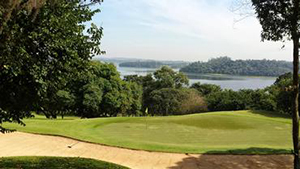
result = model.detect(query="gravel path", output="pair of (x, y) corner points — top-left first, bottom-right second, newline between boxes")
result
(0, 132), (293, 169)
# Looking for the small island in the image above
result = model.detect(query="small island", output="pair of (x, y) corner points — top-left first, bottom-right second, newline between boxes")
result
(180, 57), (293, 77)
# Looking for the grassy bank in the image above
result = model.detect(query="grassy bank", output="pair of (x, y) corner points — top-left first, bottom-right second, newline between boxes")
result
(0, 156), (128, 169)
(4, 110), (293, 154)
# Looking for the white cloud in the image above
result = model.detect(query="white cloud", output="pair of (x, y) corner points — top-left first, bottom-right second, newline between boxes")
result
(100, 0), (292, 61)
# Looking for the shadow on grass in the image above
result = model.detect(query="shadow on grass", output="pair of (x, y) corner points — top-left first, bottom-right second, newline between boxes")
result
(0, 156), (128, 169)
(249, 110), (291, 119)
(168, 147), (293, 169)
(204, 147), (291, 155)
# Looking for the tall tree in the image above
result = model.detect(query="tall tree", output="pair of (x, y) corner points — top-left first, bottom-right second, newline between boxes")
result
(251, 0), (300, 168)
(0, 0), (103, 33)
(0, 0), (103, 132)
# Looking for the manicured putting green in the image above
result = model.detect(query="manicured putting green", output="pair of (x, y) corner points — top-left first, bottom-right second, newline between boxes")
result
(0, 156), (128, 169)
(4, 110), (293, 154)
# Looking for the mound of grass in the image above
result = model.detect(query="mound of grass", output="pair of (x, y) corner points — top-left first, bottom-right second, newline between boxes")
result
(0, 156), (128, 169)
(3, 110), (293, 154)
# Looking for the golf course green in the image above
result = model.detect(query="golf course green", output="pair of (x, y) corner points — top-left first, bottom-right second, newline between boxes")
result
(3, 110), (293, 154)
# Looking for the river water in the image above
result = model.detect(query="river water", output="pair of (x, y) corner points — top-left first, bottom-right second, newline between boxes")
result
(117, 66), (276, 91)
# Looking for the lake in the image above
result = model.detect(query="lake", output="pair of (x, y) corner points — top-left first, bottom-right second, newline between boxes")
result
(117, 66), (276, 91)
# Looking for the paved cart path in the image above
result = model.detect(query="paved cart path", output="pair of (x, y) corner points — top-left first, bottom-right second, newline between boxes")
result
(0, 132), (293, 169)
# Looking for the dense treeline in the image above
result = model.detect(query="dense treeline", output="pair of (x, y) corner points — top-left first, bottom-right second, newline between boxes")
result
(191, 72), (295, 115)
(180, 57), (293, 76)
(38, 61), (143, 119)
(119, 61), (188, 69)
(124, 66), (208, 116)
(36, 65), (208, 118)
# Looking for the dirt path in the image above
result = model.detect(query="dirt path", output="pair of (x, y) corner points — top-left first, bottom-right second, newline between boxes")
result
(0, 132), (293, 169)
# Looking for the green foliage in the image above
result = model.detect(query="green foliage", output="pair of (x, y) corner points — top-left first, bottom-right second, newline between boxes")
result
(180, 56), (293, 76)
(190, 82), (222, 96)
(124, 66), (189, 115)
(121, 82), (143, 116)
(267, 73), (295, 115)
(55, 90), (76, 118)
(178, 89), (208, 115)
(0, 0), (103, 131)
(0, 156), (128, 169)
(41, 90), (76, 119)
(82, 82), (103, 118)
(148, 88), (183, 116)
(69, 61), (142, 118)
(148, 88), (207, 116)
(201, 87), (276, 112)
(206, 90), (247, 111)
(154, 66), (189, 88)
(251, 0), (294, 41)
(243, 89), (276, 112)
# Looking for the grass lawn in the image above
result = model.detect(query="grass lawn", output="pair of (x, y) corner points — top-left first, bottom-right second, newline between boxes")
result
(0, 156), (128, 169)
(3, 110), (293, 154)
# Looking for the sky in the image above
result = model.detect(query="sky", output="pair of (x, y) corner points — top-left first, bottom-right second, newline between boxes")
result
(92, 0), (292, 62)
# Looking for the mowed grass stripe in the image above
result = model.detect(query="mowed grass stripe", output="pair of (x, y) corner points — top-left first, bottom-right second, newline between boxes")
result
(3, 110), (293, 154)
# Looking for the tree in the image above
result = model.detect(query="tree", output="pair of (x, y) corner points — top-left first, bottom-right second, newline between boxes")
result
(0, 0), (103, 132)
(0, 0), (103, 34)
(124, 66), (189, 113)
(190, 82), (222, 96)
(206, 89), (247, 111)
(247, 89), (276, 111)
(153, 66), (189, 89)
(251, 0), (300, 167)
(265, 73), (300, 115)
(81, 81), (103, 118)
(55, 90), (75, 119)
(180, 56), (293, 76)
(68, 61), (142, 118)
(148, 88), (207, 116)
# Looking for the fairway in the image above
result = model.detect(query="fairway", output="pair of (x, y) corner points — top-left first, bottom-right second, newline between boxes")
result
(4, 110), (293, 154)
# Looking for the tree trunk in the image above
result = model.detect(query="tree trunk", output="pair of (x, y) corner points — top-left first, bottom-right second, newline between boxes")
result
(292, 1), (300, 168)
(293, 35), (300, 169)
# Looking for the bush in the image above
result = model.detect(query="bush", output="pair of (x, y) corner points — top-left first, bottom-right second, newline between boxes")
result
(248, 89), (276, 111)
(190, 82), (222, 96)
(179, 89), (208, 115)
(148, 88), (207, 116)
(206, 90), (247, 111)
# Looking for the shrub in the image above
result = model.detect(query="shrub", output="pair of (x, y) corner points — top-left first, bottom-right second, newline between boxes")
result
(178, 89), (208, 115)
(148, 88), (207, 116)
(206, 90), (246, 111)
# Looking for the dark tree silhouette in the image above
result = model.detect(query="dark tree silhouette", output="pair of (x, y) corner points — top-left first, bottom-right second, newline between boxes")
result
(251, 0), (300, 168)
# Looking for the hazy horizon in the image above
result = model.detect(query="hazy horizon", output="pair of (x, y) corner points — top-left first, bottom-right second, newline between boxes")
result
(92, 0), (293, 62)
(95, 55), (293, 63)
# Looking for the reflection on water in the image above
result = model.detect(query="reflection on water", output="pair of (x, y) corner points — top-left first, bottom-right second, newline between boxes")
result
(185, 73), (243, 81)
(118, 67), (157, 77)
(117, 67), (276, 91)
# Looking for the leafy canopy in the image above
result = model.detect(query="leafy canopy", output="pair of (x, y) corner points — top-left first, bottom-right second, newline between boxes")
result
(0, 0), (103, 132)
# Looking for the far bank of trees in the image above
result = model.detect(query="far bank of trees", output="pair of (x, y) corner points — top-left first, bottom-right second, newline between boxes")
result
(180, 57), (293, 77)
(119, 61), (188, 69)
